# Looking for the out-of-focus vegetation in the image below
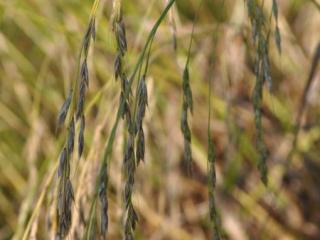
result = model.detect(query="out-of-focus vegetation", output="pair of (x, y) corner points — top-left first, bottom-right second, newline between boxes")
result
(0, 0), (319, 239)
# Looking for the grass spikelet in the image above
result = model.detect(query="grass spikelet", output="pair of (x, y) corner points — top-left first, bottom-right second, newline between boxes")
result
(80, 61), (89, 87)
(67, 117), (75, 154)
(136, 127), (145, 164)
(56, 151), (73, 238)
(58, 148), (67, 178)
(78, 115), (85, 158)
(115, 20), (128, 56)
(135, 75), (148, 132)
(57, 89), (72, 130)
(272, 0), (281, 54)
(76, 79), (86, 120)
(114, 52), (122, 79)
(134, 74), (148, 165)
(275, 25), (281, 54)
(98, 163), (108, 238)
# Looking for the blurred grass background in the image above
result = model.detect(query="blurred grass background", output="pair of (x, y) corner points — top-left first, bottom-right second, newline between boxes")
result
(0, 0), (320, 239)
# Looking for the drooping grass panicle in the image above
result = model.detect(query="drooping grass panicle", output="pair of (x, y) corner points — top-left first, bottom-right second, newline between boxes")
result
(246, 0), (275, 185)
(88, 0), (135, 238)
(111, 1), (141, 237)
(180, 0), (203, 174)
(54, 1), (100, 238)
(84, 1), (177, 238)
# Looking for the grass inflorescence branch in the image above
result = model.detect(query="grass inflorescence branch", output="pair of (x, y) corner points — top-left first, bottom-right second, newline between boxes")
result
(84, 1), (177, 239)
(246, 0), (280, 185)
(180, 0), (203, 175)
(55, 1), (100, 238)
(110, 1), (140, 238)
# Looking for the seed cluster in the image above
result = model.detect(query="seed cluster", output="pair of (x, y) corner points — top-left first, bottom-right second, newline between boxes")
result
(55, 16), (96, 239)
(246, 0), (280, 185)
